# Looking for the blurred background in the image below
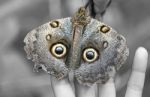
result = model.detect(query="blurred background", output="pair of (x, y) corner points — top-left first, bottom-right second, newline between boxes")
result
(0, 0), (150, 97)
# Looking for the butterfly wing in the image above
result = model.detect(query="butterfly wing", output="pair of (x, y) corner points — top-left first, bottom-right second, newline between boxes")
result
(74, 18), (129, 86)
(24, 18), (72, 79)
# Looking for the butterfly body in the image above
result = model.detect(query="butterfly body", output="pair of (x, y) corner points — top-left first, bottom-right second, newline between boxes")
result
(24, 7), (129, 86)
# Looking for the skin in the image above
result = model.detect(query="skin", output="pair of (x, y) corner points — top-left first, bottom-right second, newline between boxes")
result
(50, 47), (148, 97)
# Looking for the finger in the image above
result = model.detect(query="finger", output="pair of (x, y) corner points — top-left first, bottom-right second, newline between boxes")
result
(125, 47), (148, 97)
(98, 77), (116, 97)
(50, 76), (75, 97)
(75, 81), (98, 97)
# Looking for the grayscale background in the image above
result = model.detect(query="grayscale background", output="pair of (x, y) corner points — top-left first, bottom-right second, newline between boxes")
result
(0, 0), (149, 97)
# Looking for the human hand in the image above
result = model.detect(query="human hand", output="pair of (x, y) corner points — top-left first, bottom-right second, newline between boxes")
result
(50, 47), (148, 97)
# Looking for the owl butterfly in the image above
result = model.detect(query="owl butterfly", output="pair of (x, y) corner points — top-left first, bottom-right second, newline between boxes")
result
(24, 7), (129, 86)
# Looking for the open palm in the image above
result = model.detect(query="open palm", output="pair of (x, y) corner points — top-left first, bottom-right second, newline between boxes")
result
(50, 47), (148, 97)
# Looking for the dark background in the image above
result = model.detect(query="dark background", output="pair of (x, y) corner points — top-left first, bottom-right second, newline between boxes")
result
(0, 0), (150, 97)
